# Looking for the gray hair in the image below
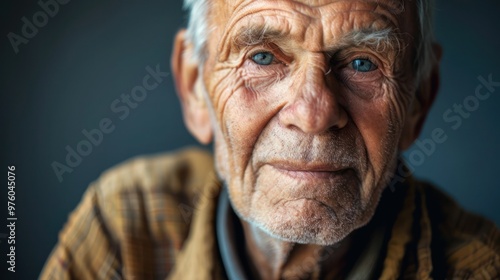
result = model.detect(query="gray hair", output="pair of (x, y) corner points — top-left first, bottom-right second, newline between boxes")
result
(182, 0), (436, 83)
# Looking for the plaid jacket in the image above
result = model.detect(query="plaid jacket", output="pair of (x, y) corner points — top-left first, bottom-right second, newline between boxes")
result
(40, 147), (500, 279)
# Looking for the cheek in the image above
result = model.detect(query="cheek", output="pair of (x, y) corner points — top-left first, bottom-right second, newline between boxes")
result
(208, 65), (291, 216)
(345, 80), (409, 184)
(208, 65), (287, 179)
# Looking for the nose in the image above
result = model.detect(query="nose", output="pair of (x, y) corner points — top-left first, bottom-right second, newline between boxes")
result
(279, 64), (348, 134)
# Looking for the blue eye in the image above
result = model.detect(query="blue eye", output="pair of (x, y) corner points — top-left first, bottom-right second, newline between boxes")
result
(251, 52), (274, 65)
(351, 59), (377, 72)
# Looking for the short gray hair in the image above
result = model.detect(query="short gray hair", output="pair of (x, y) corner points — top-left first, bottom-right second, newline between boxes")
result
(182, 0), (436, 83)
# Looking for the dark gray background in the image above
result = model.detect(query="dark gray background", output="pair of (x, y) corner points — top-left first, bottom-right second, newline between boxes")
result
(1, 0), (499, 279)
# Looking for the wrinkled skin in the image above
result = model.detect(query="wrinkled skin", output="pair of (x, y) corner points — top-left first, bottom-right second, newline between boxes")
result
(172, 0), (440, 278)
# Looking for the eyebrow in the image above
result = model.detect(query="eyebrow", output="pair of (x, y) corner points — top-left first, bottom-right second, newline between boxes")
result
(335, 28), (402, 53)
(233, 25), (287, 49)
(231, 24), (401, 54)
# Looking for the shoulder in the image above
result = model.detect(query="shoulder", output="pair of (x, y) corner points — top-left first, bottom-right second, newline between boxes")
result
(95, 146), (215, 199)
(418, 181), (500, 278)
(41, 147), (217, 279)
(91, 146), (217, 245)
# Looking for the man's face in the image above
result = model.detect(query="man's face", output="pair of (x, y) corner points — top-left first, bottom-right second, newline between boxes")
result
(196, 0), (420, 245)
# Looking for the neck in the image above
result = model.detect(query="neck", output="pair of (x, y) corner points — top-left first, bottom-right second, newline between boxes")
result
(241, 221), (352, 280)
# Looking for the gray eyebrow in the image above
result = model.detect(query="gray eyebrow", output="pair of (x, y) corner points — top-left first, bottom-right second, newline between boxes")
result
(334, 28), (402, 53)
(232, 25), (287, 48)
(232, 24), (401, 54)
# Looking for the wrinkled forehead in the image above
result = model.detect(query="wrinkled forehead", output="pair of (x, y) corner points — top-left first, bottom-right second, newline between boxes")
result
(209, 0), (418, 49)
(212, 0), (412, 21)
(215, 0), (408, 16)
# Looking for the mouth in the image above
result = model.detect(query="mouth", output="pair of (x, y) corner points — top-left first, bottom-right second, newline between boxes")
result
(269, 161), (352, 180)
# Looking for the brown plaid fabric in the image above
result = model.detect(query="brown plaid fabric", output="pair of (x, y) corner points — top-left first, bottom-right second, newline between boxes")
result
(40, 147), (500, 279)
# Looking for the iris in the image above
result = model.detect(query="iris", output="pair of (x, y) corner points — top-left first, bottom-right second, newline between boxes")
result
(351, 59), (377, 72)
(251, 52), (274, 65)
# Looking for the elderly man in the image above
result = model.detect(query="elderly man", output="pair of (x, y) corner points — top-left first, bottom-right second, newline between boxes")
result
(41, 0), (499, 279)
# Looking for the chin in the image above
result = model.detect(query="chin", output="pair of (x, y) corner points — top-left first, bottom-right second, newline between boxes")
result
(238, 195), (380, 245)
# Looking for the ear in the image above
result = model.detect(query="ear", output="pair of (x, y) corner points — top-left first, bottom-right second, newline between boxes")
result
(399, 43), (443, 150)
(171, 29), (213, 144)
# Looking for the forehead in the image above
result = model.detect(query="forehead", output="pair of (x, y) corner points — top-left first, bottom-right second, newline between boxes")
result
(219, 0), (407, 17)
(215, 0), (407, 12)
(210, 0), (417, 45)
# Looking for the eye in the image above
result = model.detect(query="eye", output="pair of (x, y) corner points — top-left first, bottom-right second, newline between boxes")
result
(351, 58), (377, 72)
(251, 52), (275, 65)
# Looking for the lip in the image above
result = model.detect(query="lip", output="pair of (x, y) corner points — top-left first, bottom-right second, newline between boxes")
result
(269, 161), (350, 180)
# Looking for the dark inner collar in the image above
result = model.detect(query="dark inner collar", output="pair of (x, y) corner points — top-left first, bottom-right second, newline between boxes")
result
(216, 186), (252, 280)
